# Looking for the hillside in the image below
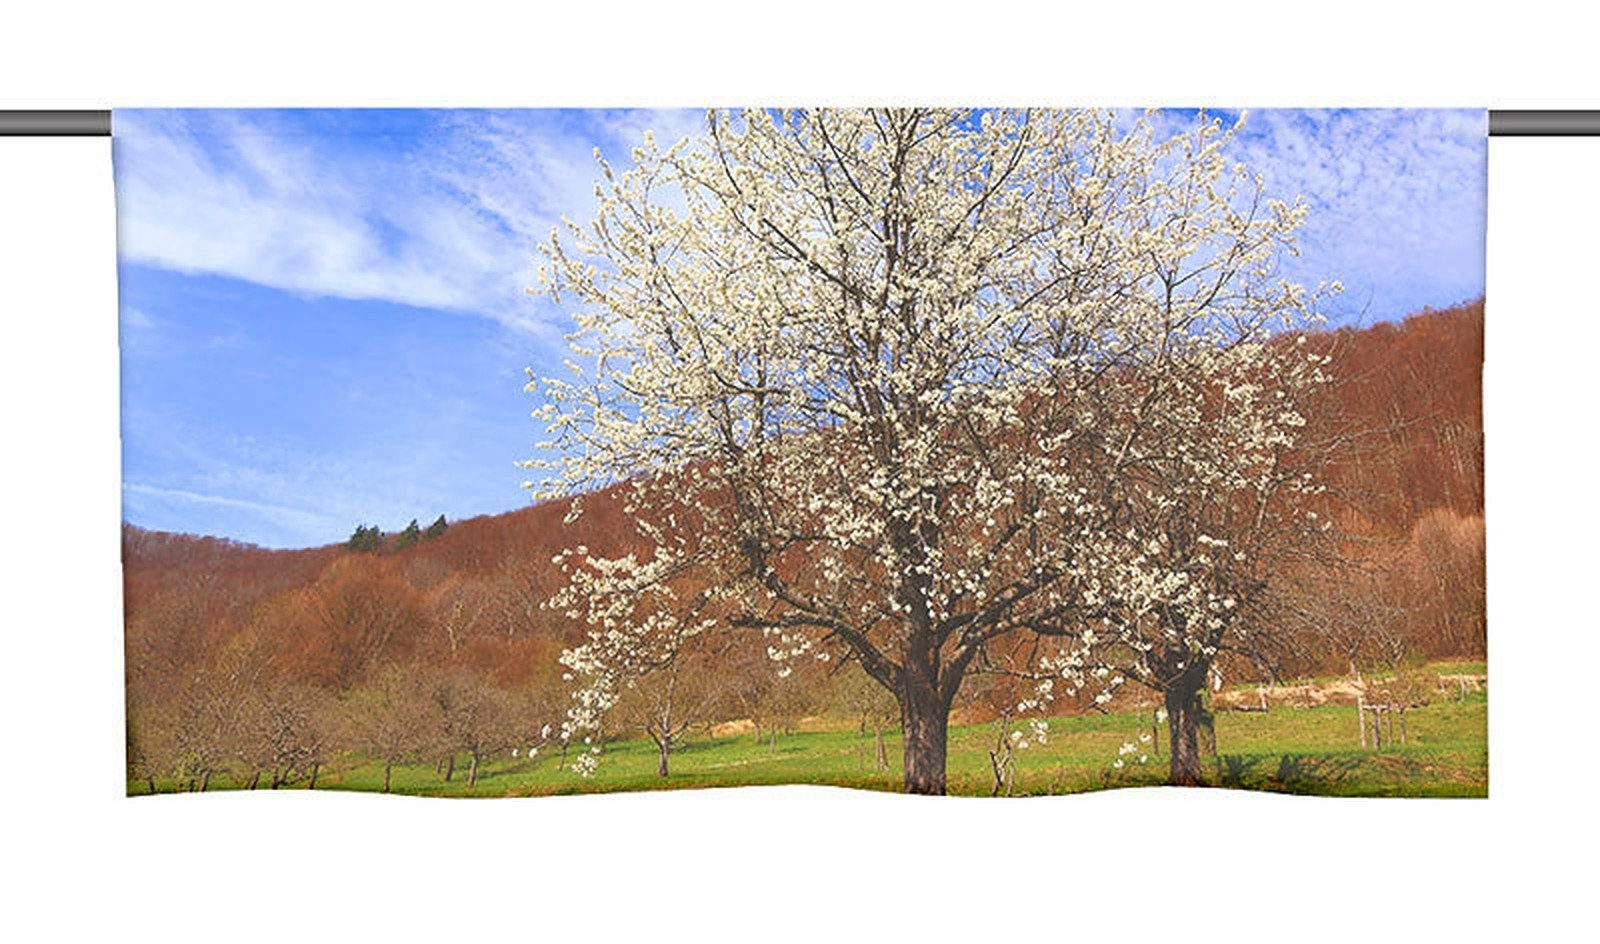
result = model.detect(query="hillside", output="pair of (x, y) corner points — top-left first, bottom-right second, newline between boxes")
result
(123, 300), (1486, 791)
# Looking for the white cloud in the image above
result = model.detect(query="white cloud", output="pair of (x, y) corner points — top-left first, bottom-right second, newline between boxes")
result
(1218, 109), (1486, 321)
(120, 306), (156, 330)
(114, 108), (1484, 335)
(112, 109), (701, 333)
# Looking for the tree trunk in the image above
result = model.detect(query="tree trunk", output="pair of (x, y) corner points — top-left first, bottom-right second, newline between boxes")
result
(248, 770), (261, 791)
(199, 770), (211, 792)
(146, 774), (157, 795)
(1166, 686), (1205, 787)
(308, 763), (319, 790)
(874, 724), (889, 771)
(383, 759), (393, 793)
(656, 737), (670, 778)
(443, 754), (455, 782)
(900, 681), (949, 795)
(467, 753), (479, 788)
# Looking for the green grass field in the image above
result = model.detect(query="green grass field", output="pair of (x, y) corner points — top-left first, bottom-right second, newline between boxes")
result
(131, 685), (1487, 799)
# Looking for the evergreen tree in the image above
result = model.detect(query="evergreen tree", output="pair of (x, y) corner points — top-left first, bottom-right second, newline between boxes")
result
(423, 514), (448, 541)
(395, 518), (422, 550)
(346, 524), (383, 553)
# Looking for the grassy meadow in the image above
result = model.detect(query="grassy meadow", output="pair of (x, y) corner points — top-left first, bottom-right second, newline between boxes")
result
(130, 664), (1487, 799)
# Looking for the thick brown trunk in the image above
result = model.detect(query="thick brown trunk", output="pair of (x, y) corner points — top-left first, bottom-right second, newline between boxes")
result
(146, 775), (157, 794)
(443, 754), (454, 782)
(308, 763), (319, 790)
(1167, 686), (1205, 787)
(656, 738), (670, 778)
(383, 760), (393, 793)
(900, 682), (949, 795)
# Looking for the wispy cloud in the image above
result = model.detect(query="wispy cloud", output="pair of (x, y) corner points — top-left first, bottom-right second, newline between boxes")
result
(120, 306), (157, 330)
(123, 482), (339, 540)
(117, 294), (544, 549)
(113, 109), (702, 333)
(116, 108), (1483, 333)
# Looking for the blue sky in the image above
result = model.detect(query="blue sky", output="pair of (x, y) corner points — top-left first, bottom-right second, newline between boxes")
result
(114, 108), (1486, 549)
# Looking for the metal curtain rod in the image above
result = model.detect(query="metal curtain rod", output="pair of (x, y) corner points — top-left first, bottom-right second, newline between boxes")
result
(2, 109), (1599, 137)
(1488, 110), (1600, 136)
(0, 110), (112, 135)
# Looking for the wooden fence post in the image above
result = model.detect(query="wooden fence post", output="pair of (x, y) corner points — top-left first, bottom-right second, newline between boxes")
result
(1357, 694), (1367, 749)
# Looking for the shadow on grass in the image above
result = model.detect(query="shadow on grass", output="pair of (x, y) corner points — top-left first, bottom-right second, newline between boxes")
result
(1212, 750), (1466, 796)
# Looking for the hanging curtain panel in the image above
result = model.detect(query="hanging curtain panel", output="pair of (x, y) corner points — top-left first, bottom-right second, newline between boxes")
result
(114, 109), (1487, 798)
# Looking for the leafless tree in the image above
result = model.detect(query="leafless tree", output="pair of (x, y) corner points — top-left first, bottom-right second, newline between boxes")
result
(240, 682), (331, 789)
(611, 635), (729, 778)
(427, 668), (516, 788)
(341, 665), (429, 793)
(832, 662), (899, 773)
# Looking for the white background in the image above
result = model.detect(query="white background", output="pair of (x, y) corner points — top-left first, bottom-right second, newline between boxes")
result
(2, 3), (1596, 940)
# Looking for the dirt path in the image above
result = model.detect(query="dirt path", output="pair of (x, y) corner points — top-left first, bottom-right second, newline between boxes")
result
(1215, 672), (1487, 710)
